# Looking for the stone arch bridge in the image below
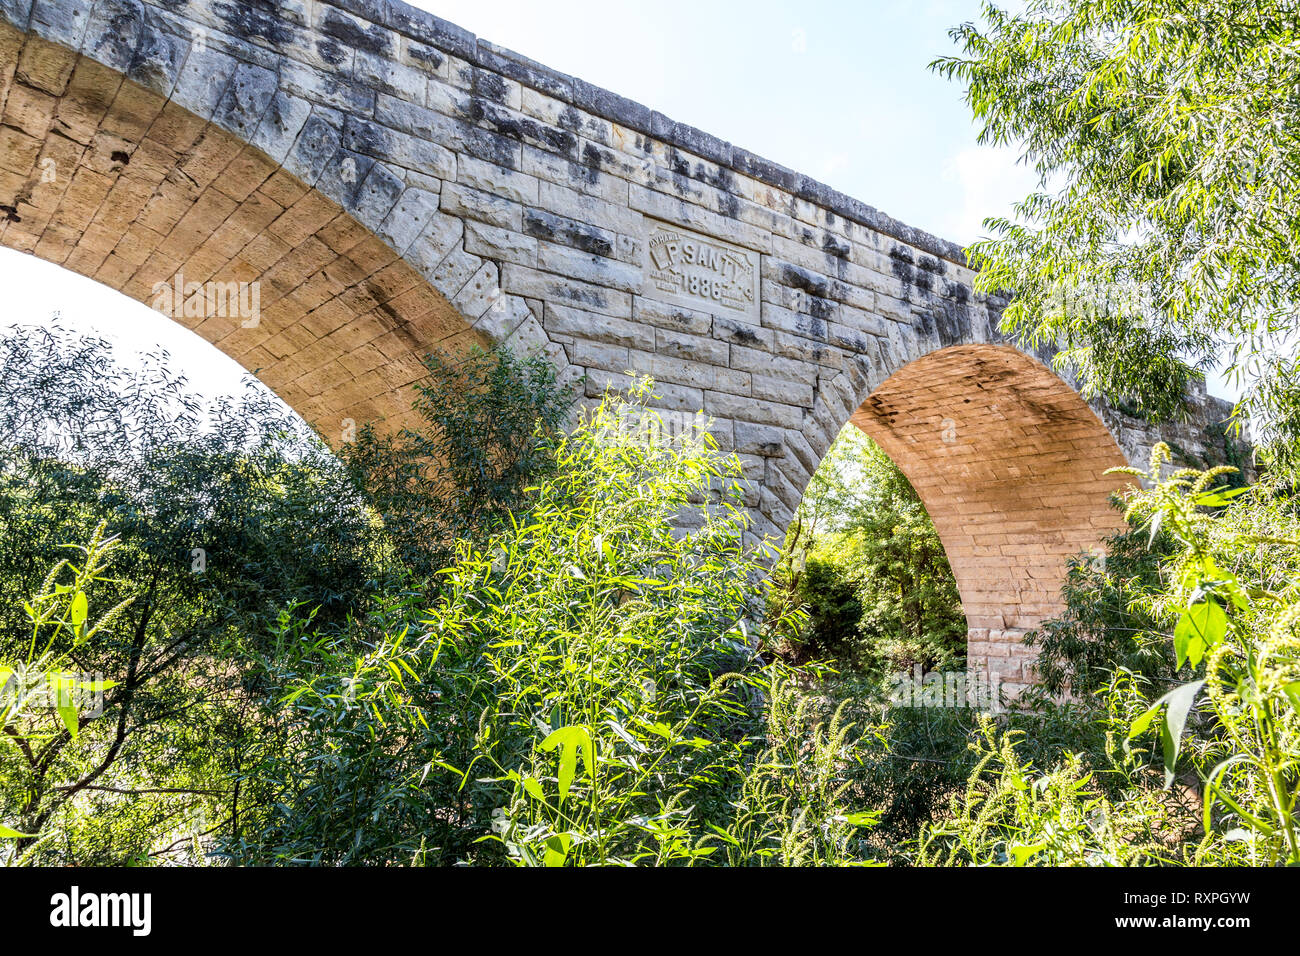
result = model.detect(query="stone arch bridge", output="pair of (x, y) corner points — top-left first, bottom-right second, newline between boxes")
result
(0, 0), (1237, 694)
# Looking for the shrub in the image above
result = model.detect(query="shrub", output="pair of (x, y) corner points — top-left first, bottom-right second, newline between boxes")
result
(235, 383), (883, 866)
(339, 346), (573, 580)
(1026, 514), (1177, 699)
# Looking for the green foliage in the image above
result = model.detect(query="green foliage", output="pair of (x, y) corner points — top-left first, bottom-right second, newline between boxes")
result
(0, 326), (568, 864)
(1027, 514), (1177, 698)
(787, 558), (865, 666)
(339, 346), (573, 579)
(921, 446), (1300, 866)
(808, 672), (1119, 864)
(7, 327), (1292, 867)
(0, 325), (392, 863)
(781, 426), (966, 674)
(933, 0), (1300, 456)
(842, 694), (981, 861)
(0, 525), (126, 861)
(234, 383), (882, 866)
(714, 674), (880, 866)
(916, 721), (1174, 866)
(1112, 445), (1300, 864)
(904, 0), (1300, 867)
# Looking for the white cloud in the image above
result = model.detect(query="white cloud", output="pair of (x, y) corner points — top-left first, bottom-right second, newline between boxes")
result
(938, 144), (1038, 246)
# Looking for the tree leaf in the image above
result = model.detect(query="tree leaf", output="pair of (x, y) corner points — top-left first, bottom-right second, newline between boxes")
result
(1283, 681), (1300, 714)
(1008, 841), (1047, 866)
(57, 701), (78, 740)
(1129, 678), (1205, 790)
(69, 591), (87, 632)
(1159, 679), (1204, 789)
(1173, 607), (1196, 670)
(842, 811), (879, 828)
(539, 725), (594, 802)
(1173, 599), (1225, 670)
(543, 832), (571, 867)
(522, 776), (545, 802)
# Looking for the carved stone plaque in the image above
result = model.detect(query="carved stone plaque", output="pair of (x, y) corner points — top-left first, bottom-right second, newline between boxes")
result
(642, 219), (759, 320)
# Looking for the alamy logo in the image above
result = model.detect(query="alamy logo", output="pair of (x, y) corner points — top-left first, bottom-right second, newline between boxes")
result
(151, 271), (261, 328)
(886, 665), (1003, 711)
(49, 886), (151, 936)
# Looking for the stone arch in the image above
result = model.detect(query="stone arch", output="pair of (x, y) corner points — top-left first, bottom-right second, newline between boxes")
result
(795, 343), (1135, 696)
(0, 19), (563, 439)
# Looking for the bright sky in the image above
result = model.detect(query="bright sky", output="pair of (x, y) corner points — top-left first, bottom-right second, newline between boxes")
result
(0, 0), (1238, 401)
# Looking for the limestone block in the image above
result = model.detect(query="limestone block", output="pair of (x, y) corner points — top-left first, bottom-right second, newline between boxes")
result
(214, 61), (277, 139)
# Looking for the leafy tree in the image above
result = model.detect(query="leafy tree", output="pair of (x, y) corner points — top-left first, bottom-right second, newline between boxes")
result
(0, 325), (568, 863)
(782, 426), (966, 673)
(0, 324), (389, 862)
(933, 0), (1300, 456)
(339, 346), (573, 580)
(788, 558), (864, 666)
(913, 3), (1300, 867)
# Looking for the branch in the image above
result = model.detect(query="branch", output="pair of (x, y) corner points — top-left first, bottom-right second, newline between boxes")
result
(148, 814), (234, 859)
(51, 785), (229, 796)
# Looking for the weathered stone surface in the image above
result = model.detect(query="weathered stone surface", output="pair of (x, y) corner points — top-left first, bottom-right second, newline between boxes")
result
(213, 62), (277, 140)
(0, 0), (1245, 698)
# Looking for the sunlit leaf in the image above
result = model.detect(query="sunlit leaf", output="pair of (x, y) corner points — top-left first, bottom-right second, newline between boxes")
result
(1008, 841), (1047, 866)
(69, 591), (87, 631)
(539, 725), (594, 802)
(522, 776), (545, 802)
